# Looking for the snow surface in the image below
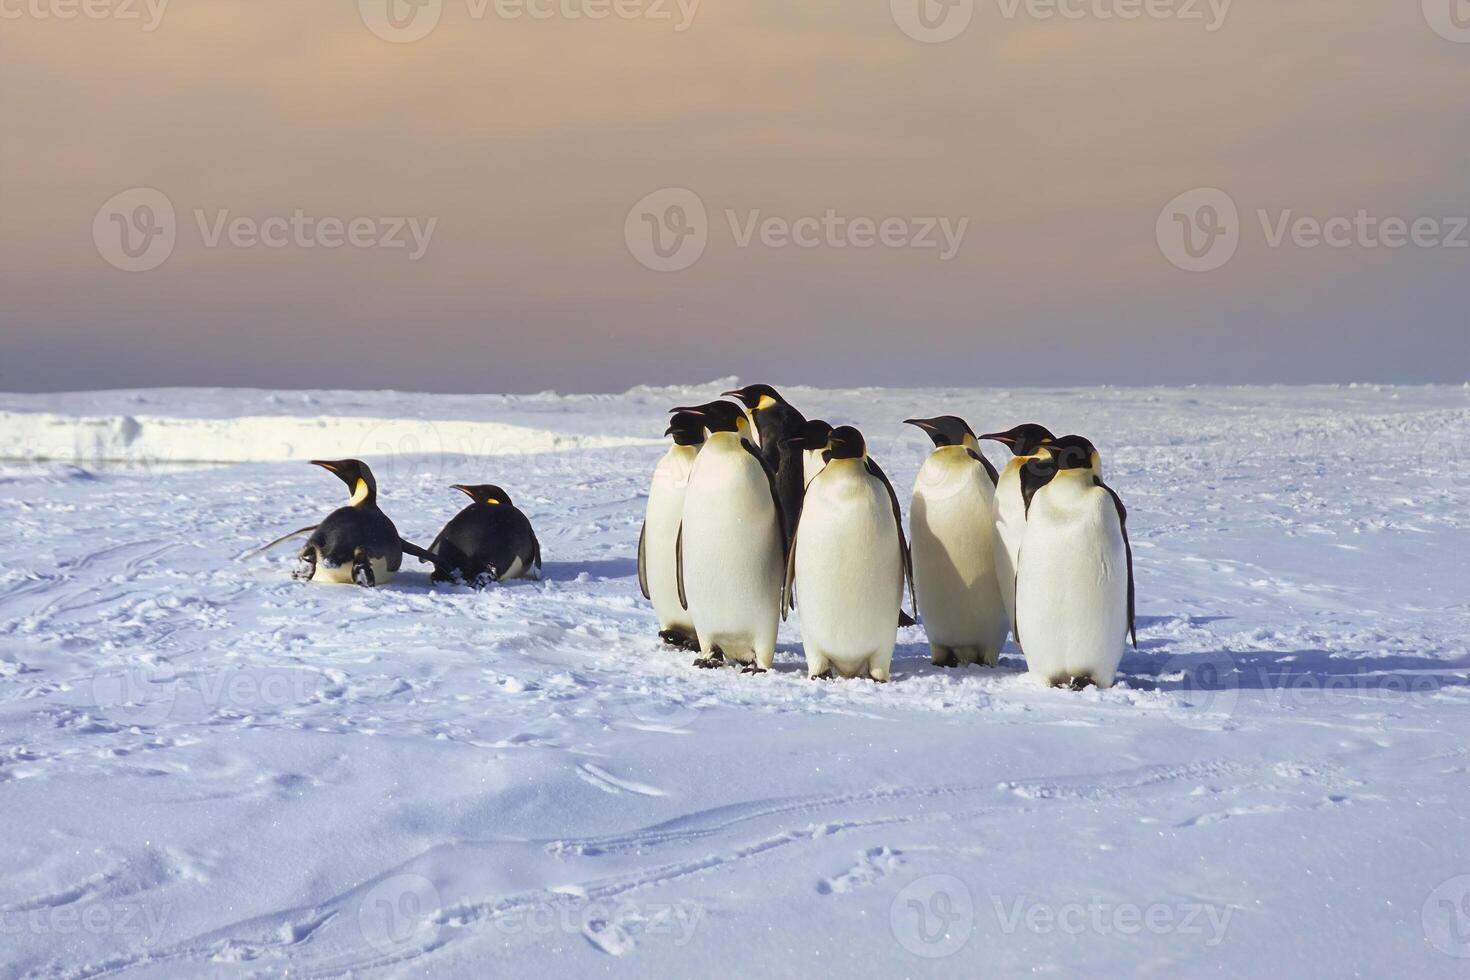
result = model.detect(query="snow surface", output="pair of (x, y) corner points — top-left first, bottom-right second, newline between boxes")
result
(0, 382), (1467, 978)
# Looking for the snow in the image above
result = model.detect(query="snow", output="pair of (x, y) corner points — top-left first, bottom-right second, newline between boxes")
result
(0, 382), (1467, 978)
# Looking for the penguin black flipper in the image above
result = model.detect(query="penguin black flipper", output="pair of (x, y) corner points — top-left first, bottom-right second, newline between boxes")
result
(675, 522), (688, 611)
(528, 527), (543, 578)
(781, 526), (800, 620)
(967, 448), (999, 486)
(400, 538), (451, 572)
(865, 457), (915, 619)
(637, 522), (651, 600)
(741, 439), (789, 563)
(241, 525), (319, 560)
(1096, 477), (1137, 648)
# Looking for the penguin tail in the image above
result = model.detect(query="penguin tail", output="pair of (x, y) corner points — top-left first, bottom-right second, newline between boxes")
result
(399, 538), (449, 571)
(239, 525), (318, 561)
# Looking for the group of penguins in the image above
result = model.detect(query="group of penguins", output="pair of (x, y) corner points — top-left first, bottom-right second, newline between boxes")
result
(639, 384), (1136, 688)
(248, 383), (1134, 689)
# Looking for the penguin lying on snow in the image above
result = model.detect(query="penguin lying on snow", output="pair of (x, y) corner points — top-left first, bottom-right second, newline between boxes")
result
(423, 484), (542, 586)
(246, 459), (442, 587)
(1014, 435), (1135, 689)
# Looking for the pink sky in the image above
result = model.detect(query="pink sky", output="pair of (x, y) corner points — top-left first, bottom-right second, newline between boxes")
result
(2, 0), (1465, 391)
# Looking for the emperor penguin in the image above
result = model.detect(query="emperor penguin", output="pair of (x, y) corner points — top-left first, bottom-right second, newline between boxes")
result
(784, 426), (912, 682)
(791, 418), (833, 489)
(638, 412), (705, 650)
(722, 384), (806, 542)
(423, 484), (542, 585)
(978, 424), (1057, 640)
(254, 459), (439, 587)
(671, 400), (787, 672)
(904, 416), (1009, 668)
(1014, 435), (1136, 689)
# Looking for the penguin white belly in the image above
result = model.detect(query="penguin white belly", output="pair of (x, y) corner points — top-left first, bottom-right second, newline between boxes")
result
(802, 449), (827, 489)
(910, 452), (1009, 664)
(794, 462), (903, 680)
(681, 438), (783, 666)
(992, 459), (1029, 631)
(1014, 481), (1128, 688)
(645, 448), (697, 636)
(311, 556), (394, 585)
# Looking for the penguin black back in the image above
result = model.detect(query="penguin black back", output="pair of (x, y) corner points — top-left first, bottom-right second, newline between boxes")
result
(427, 484), (542, 585)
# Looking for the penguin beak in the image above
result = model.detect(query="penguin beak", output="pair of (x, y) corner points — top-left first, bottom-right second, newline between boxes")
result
(310, 460), (339, 472)
(670, 405), (705, 416)
(904, 418), (936, 432)
(450, 484), (475, 498)
(978, 432), (1013, 446)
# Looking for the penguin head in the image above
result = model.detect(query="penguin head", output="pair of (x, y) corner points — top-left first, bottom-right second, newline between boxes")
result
(451, 484), (512, 506)
(825, 425), (867, 461)
(978, 423), (1056, 457)
(1044, 435), (1101, 473)
(904, 415), (978, 450)
(664, 411), (707, 447)
(783, 418), (833, 451)
(311, 459), (376, 506)
(670, 400), (749, 437)
(721, 383), (786, 413)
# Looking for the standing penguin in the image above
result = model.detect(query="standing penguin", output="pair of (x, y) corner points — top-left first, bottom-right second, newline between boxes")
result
(423, 484), (541, 585)
(723, 384), (806, 542)
(672, 400), (787, 672)
(638, 412), (705, 650)
(791, 418), (833, 488)
(248, 459), (438, 587)
(1014, 435), (1136, 689)
(978, 424), (1057, 641)
(784, 426), (912, 682)
(904, 416), (1009, 668)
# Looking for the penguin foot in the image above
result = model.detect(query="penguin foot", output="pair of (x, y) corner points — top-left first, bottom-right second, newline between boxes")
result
(470, 571), (498, 590)
(352, 558), (376, 588)
(692, 647), (726, 670)
(1069, 675), (1096, 692)
(292, 551), (317, 581)
(740, 664), (767, 675)
(809, 669), (834, 681)
(659, 629), (695, 650)
(930, 647), (959, 669)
